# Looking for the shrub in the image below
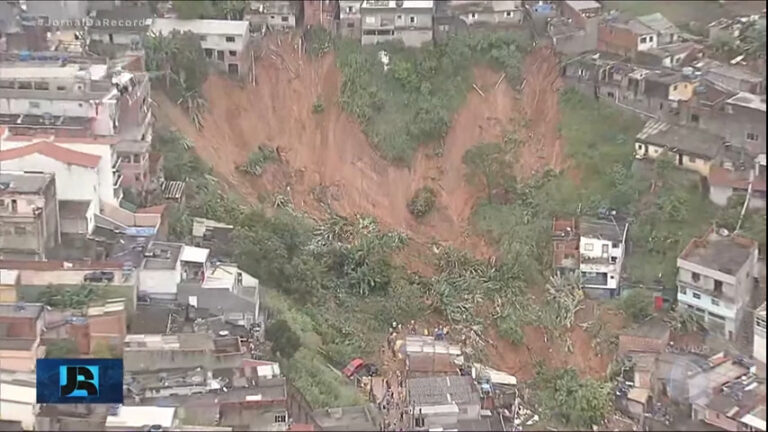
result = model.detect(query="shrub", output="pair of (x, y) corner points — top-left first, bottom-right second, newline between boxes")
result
(312, 98), (325, 114)
(620, 289), (655, 323)
(238, 145), (278, 176)
(266, 319), (301, 359)
(407, 186), (437, 218)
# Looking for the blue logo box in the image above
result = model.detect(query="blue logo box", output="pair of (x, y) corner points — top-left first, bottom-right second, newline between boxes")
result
(36, 358), (123, 404)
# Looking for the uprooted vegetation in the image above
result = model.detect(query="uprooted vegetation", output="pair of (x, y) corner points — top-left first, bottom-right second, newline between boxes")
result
(237, 145), (279, 176)
(335, 32), (530, 163)
(407, 186), (437, 218)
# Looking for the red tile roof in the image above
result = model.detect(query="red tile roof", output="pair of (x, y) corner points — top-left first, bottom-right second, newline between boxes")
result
(709, 166), (767, 192)
(0, 141), (101, 168)
(289, 424), (315, 431)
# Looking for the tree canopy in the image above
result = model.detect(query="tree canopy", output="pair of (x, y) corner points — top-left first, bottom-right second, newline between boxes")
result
(266, 319), (301, 359)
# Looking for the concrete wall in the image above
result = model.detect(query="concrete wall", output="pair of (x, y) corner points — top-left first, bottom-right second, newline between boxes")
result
(579, 235), (623, 289)
(754, 313), (766, 364)
(457, 9), (524, 26)
(598, 23), (638, 56)
(618, 334), (668, 355)
(0, 346), (39, 372)
(90, 29), (142, 46)
(0, 379), (37, 430)
(709, 185), (767, 209)
(339, 0), (362, 38)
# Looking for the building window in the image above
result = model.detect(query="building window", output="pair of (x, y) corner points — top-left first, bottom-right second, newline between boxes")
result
(217, 50), (225, 62)
(34, 81), (49, 90)
(691, 113), (699, 124)
(505, 11), (513, 17)
(746, 132), (759, 142)
(346, 6), (354, 13)
(228, 63), (239, 75)
(281, 16), (289, 22)
(29, 101), (41, 109)
(679, 286), (687, 295)
(200, 35), (207, 42)
(692, 291), (701, 300)
(204, 48), (214, 59)
(10, 199), (17, 213)
(13, 225), (27, 235)
(347, 21), (355, 28)
(691, 272), (700, 282)
(711, 298), (720, 306)
(409, 16), (417, 24)
(0, 80), (12, 89)
(648, 35), (654, 42)
(17, 81), (32, 89)
(688, 156), (697, 163)
(225, 36), (236, 43)
(725, 105), (733, 114)
(228, 50), (237, 57)
(275, 414), (287, 423)
(584, 243), (594, 251)
(672, 84), (678, 91)
(470, 12), (478, 19)
(56, 85), (66, 91)
(640, 36), (647, 43)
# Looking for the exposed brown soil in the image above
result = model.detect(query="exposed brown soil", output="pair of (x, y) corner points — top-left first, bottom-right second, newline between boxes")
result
(484, 300), (626, 380)
(155, 34), (621, 379)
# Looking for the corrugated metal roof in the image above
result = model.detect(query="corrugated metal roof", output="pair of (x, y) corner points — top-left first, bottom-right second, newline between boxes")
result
(161, 180), (185, 199)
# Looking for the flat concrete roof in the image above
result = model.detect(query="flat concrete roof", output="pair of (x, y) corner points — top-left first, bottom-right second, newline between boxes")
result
(407, 375), (479, 407)
(679, 229), (756, 276)
(0, 171), (53, 194)
(142, 241), (184, 270)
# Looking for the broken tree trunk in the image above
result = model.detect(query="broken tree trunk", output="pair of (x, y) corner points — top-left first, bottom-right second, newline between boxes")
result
(473, 84), (485, 97)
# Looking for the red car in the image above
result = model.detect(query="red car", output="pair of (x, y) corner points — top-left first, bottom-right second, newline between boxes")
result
(342, 358), (365, 378)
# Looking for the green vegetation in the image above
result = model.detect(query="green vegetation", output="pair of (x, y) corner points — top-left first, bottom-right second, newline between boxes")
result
(619, 289), (654, 323)
(312, 98), (325, 114)
(92, 341), (121, 358)
(238, 145), (278, 176)
(46, 340), (79, 358)
(407, 186), (437, 218)
(531, 366), (613, 429)
(305, 27), (333, 58)
(336, 33), (529, 163)
(266, 319), (302, 359)
(463, 142), (517, 203)
(172, 0), (245, 20)
(38, 284), (102, 310)
(145, 31), (209, 129)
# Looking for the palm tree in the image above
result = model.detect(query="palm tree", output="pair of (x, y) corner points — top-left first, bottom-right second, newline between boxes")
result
(145, 32), (180, 89)
(218, 0), (246, 20)
(175, 71), (207, 130)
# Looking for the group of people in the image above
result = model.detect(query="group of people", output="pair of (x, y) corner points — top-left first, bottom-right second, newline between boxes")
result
(379, 372), (408, 432)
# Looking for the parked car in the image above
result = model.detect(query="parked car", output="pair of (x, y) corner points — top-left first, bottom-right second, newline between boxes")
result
(342, 358), (365, 378)
(84, 271), (115, 283)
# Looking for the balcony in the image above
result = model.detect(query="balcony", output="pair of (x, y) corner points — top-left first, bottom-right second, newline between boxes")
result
(677, 279), (735, 304)
(113, 173), (123, 189)
(112, 155), (121, 171)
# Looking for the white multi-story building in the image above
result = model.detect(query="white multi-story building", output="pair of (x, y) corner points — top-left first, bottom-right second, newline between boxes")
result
(150, 18), (251, 76)
(755, 302), (766, 365)
(0, 370), (38, 430)
(677, 228), (758, 341)
(0, 54), (153, 197)
(360, 0), (435, 47)
(579, 217), (629, 296)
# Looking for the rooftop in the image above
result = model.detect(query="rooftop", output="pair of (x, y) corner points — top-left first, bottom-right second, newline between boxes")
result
(192, 217), (234, 237)
(0, 302), (45, 319)
(142, 241), (184, 270)
(635, 13), (678, 34)
(580, 217), (628, 243)
(636, 120), (724, 160)
(0, 259), (124, 271)
(565, 0), (602, 12)
(105, 406), (177, 429)
(0, 171), (52, 194)
(679, 228), (757, 276)
(0, 269), (19, 285)
(150, 18), (249, 37)
(407, 375), (480, 407)
(0, 113), (91, 130)
(726, 92), (767, 112)
(757, 302), (766, 320)
(202, 264), (259, 290)
(0, 140), (101, 168)
(91, 5), (153, 31)
(177, 283), (257, 318)
(124, 333), (216, 351)
(180, 246), (210, 264)
(310, 404), (382, 431)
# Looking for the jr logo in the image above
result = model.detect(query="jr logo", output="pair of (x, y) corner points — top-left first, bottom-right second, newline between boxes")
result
(59, 365), (99, 397)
